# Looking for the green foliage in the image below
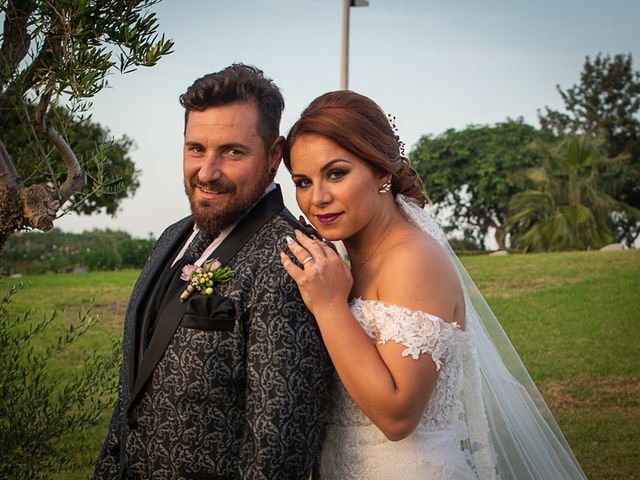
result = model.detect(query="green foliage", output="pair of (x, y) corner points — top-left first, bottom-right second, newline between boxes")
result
(1, 228), (155, 274)
(83, 241), (123, 272)
(0, 0), (174, 106)
(0, 0), (173, 241)
(506, 135), (640, 251)
(539, 53), (640, 245)
(410, 119), (555, 249)
(4, 103), (140, 216)
(0, 282), (121, 479)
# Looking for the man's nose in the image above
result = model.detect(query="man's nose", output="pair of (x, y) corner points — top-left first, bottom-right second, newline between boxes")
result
(197, 153), (223, 183)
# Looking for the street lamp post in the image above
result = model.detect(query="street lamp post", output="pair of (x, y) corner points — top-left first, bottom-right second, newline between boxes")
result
(340, 0), (369, 90)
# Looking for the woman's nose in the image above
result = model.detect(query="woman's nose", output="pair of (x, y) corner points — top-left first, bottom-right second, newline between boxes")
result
(311, 183), (332, 206)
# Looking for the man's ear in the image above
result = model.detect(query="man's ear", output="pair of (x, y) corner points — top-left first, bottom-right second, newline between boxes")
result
(268, 135), (285, 173)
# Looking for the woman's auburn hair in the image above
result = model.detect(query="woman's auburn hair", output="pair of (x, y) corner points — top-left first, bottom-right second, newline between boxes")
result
(283, 90), (428, 207)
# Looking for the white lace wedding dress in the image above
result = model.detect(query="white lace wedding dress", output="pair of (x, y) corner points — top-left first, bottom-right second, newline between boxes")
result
(318, 195), (586, 480)
(319, 299), (490, 480)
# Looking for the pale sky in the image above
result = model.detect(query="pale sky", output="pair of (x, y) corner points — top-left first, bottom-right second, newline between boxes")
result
(56, 0), (640, 238)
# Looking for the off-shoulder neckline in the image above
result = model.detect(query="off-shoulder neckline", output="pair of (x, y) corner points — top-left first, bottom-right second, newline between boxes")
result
(350, 297), (464, 331)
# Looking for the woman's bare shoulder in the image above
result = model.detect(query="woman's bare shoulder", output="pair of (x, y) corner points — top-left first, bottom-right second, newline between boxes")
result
(375, 230), (462, 322)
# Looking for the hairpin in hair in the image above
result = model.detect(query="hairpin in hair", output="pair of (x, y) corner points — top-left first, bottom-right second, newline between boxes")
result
(387, 113), (406, 156)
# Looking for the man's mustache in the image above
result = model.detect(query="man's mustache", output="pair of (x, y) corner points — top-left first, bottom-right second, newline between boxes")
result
(191, 178), (235, 194)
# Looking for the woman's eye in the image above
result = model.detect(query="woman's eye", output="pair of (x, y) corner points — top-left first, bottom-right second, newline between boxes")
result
(327, 168), (347, 180)
(293, 178), (311, 189)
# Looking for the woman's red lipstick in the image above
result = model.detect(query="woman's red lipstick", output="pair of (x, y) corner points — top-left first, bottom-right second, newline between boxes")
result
(316, 213), (343, 224)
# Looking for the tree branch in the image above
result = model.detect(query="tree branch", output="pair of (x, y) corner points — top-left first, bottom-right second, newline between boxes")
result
(33, 78), (87, 207)
(0, 30), (63, 130)
(0, 137), (22, 189)
(0, 0), (34, 89)
(33, 79), (54, 127)
(42, 122), (86, 203)
(21, 31), (63, 90)
(33, 80), (86, 205)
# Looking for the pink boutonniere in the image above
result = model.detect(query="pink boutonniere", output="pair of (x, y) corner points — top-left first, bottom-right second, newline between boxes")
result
(179, 259), (234, 302)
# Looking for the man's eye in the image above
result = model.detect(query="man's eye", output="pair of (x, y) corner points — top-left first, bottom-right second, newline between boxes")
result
(188, 145), (204, 153)
(327, 168), (347, 180)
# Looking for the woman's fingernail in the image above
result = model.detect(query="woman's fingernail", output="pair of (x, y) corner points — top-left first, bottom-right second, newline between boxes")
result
(294, 229), (302, 237)
(286, 235), (294, 244)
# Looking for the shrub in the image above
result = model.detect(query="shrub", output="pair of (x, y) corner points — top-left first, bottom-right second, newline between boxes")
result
(0, 282), (120, 479)
(1, 228), (155, 274)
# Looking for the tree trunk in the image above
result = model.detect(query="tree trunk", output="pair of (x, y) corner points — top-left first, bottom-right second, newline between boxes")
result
(494, 226), (507, 251)
(0, 185), (23, 254)
(0, 184), (59, 256)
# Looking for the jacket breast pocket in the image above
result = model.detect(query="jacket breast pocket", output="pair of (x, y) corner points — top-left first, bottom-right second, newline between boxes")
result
(180, 294), (236, 332)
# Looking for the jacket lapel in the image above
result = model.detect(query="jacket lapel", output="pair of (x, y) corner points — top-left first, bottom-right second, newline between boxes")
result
(211, 186), (285, 265)
(125, 216), (194, 394)
(127, 186), (286, 413)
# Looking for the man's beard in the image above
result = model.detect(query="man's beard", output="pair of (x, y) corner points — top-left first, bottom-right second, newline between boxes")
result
(185, 175), (269, 237)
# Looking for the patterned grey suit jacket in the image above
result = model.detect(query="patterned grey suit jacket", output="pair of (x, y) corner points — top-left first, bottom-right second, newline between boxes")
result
(94, 187), (332, 479)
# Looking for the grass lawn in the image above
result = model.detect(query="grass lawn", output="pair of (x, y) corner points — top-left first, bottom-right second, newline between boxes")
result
(463, 250), (640, 480)
(0, 270), (139, 480)
(1, 249), (638, 479)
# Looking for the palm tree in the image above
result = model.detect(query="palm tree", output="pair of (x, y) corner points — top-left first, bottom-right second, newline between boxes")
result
(506, 135), (639, 251)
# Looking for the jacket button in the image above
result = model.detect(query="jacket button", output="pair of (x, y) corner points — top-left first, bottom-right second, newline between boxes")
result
(127, 418), (138, 429)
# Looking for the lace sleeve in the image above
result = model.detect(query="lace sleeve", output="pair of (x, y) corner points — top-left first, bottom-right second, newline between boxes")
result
(354, 299), (464, 369)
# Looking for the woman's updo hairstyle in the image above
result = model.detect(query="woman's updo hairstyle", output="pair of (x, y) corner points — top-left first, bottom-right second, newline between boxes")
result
(283, 90), (428, 207)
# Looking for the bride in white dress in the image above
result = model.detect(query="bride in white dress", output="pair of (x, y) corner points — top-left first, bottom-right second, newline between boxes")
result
(279, 90), (586, 479)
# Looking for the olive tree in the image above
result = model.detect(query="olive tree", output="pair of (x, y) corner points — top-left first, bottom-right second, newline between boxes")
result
(0, 0), (173, 251)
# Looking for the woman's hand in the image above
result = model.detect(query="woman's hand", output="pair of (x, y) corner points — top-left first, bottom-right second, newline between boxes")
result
(280, 229), (353, 316)
(298, 215), (338, 254)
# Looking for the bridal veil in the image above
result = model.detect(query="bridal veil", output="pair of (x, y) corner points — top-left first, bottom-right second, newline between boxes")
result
(397, 194), (586, 480)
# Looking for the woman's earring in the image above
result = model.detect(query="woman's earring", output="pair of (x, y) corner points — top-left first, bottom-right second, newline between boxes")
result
(378, 180), (392, 194)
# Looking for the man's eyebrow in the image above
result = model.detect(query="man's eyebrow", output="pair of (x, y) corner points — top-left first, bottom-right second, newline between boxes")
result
(219, 142), (250, 150)
(183, 141), (251, 150)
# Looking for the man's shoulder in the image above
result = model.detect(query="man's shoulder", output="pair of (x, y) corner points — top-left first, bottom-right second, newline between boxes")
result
(230, 208), (299, 265)
(154, 215), (192, 243)
(252, 207), (303, 245)
(271, 206), (302, 230)
(147, 215), (192, 258)
(162, 215), (193, 235)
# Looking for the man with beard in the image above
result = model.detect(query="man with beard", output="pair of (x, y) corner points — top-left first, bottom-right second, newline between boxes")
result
(94, 64), (331, 480)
